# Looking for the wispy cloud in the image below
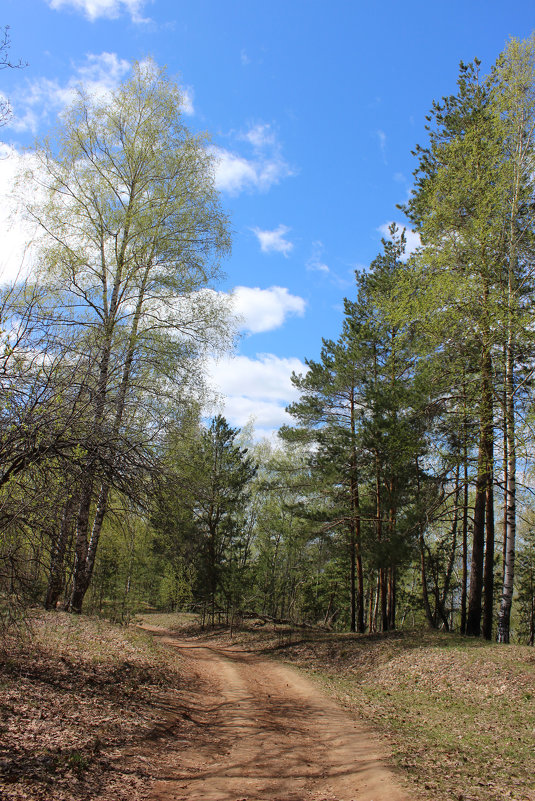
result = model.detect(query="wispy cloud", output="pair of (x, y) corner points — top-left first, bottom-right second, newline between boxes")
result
(240, 49), (251, 66)
(252, 224), (293, 257)
(231, 285), (305, 334)
(210, 122), (294, 196)
(46, 0), (151, 23)
(8, 53), (193, 135)
(8, 52), (131, 133)
(306, 240), (329, 273)
(239, 123), (275, 149)
(180, 86), (195, 115)
(377, 129), (387, 163)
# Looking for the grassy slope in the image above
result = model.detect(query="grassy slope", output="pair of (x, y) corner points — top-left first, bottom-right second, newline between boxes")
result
(142, 614), (535, 801)
(274, 630), (535, 801)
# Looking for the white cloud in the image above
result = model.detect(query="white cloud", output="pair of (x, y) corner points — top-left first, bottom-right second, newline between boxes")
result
(47, 0), (150, 23)
(210, 122), (293, 196)
(306, 240), (329, 273)
(0, 145), (43, 284)
(206, 353), (308, 437)
(9, 52), (131, 134)
(231, 286), (305, 334)
(252, 224), (293, 256)
(209, 353), (305, 401)
(210, 148), (258, 195)
(211, 145), (292, 195)
(240, 49), (251, 66)
(378, 221), (421, 258)
(73, 51), (132, 91)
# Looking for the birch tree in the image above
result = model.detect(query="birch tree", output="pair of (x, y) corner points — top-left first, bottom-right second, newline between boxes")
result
(24, 59), (232, 613)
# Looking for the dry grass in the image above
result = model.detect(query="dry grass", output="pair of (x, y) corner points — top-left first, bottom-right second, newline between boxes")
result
(270, 630), (535, 801)
(271, 630), (535, 801)
(0, 611), (186, 801)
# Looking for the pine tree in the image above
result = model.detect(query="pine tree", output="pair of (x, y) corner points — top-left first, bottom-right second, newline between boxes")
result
(285, 229), (428, 631)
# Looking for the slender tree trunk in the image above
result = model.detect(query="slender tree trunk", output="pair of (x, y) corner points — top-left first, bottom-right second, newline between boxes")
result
(482, 477), (495, 640)
(388, 566), (396, 630)
(529, 578), (534, 647)
(439, 462), (460, 629)
(420, 531), (436, 628)
(356, 552), (364, 633)
(208, 518), (217, 626)
(349, 390), (365, 633)
(467, 345), (493, 637)
(497, 103), (524, 643)
(350, 478), (365, 633)
(349, 525), (356, 633)
(45, 498), (75, 609)
(368, 575), (375, 633)
(482, 370), (495, 641)
(497, 335), (517, 642)
(417, 458), (436, 628)
(502, 343), (509, 588)
(460, 381), (470, 634)
(69, 481), (94, 612)
(373, 572), (380, 632)
(466, 454), (486, 636)
(380, 567), (388, 632)
(69, 266), (150, 613)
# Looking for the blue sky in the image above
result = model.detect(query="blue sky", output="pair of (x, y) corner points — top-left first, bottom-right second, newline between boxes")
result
(2, 0), (535, 437)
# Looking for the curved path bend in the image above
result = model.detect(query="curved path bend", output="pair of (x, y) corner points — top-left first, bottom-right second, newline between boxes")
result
(142, 629), (409, 801)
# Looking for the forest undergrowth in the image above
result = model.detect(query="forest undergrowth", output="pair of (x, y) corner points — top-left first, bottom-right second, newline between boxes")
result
(142, 613), (535, 801)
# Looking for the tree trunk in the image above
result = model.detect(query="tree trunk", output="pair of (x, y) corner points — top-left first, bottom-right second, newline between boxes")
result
(69, 480), (95, 613)
(45, 498), (75, 610)
(482, 478), (495, 640)
(349, 390), (365, 633)
(420, 531), (436, 628)
(380, 567), (388, 632)
(497, 95), (524, 643)
(388, 566), (396, 630)
(460, 381), (470, 634)
(497, 301), (517, 642)
(356, 552), (364, 633)
(349, 524), (356, 633)
(466, 346), (493, 637)
(69, 266), (149, 613)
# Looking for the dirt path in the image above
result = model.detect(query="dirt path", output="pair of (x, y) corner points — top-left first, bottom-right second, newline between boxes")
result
(137, 628), (410, 801)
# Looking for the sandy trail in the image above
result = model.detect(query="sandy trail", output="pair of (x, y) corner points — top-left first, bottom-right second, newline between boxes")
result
(140, 628), (409, 801)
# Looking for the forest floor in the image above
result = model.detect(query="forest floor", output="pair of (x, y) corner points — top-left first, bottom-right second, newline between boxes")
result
(1, 612), (534, 801)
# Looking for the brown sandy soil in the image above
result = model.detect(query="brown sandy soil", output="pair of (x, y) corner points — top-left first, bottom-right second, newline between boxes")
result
(136, 625), (411, 801)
